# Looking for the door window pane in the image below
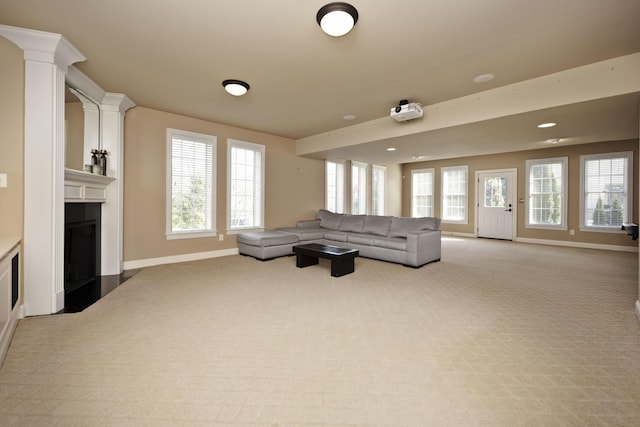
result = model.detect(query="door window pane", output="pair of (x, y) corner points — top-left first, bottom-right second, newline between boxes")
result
(484, 177), (506, 208)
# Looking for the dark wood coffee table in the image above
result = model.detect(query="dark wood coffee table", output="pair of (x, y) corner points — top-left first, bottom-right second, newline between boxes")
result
(292, 243), (359, 277)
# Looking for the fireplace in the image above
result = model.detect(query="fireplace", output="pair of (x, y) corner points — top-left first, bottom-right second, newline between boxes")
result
(64, 203), (101, 312)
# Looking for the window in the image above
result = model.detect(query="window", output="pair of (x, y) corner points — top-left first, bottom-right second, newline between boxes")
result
(371, 165), (386, 216)
(580, 152), (632, 230)
(411, 168), (434, 217)
(326, 160), (345, 213)
(351, 161), (368, 214)
(525, 157), (567, 229)
(166, 128), (216, 239)
(227, 139), (265, 232)
(441, 166), (468, 223)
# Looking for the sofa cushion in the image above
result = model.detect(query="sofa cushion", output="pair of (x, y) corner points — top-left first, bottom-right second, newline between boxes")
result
(237, 230), (298, 247)
(316, 209), (343, 230)
(362, 215), (392, 236)
(339, 215), (366, 233)
(374, 236), (407, 251)
(324, 230), (348, 242)
(348, 233), (375, 246)
(296, 219), (321, 229)
(388, 217), (440, 237)
(275, 227), (325, 241)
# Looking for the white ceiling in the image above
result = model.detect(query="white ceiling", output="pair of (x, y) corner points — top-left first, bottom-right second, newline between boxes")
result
(1, 0), (639, 164)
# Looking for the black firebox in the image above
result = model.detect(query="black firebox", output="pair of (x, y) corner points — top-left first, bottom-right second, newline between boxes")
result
(64, 203), (101, 312)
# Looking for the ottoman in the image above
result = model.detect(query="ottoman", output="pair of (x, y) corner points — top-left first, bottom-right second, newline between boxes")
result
(237, 230), (299, 260)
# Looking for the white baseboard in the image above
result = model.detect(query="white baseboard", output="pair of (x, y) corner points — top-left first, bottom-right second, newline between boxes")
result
(514, 237), (638, 253)
(636, 300), (640, 324)
(441, 231), (477, 238)
(123, 248), (239, 270)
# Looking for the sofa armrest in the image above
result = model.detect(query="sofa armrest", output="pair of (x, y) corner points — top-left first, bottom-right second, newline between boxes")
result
(296, 219), (321, 229)
(405, 230), (441, 267)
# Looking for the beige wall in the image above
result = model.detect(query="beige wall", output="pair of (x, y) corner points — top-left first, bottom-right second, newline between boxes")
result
(402, 139), (639, 248)
(0, 37), (24, 238)
(386, 164), (402, 217)
(123, 107), (325, 262)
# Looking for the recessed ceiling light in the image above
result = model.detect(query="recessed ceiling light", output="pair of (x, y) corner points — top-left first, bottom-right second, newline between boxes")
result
(343, 114), (356, 120)
(316, 2), (359, 37)
(473, 73), (495, 84)
(222, 79), (250, 96)
(386, 147), (396, 151)
(537, 122), (557, 128)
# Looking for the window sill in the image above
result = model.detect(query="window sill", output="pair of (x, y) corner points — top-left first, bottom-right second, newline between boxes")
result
(226, 227), (265, 235)
(579, 227), (626, 234)
(525, 224), (568, 231)
(166, 231), (217, 240)
(441, 219), (468, 225)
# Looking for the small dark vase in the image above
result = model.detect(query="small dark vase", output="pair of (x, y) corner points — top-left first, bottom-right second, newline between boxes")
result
(99, 150), (108, 176)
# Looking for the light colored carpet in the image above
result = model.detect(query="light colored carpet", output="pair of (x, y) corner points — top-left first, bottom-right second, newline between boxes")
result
(0, 237), (639, 426)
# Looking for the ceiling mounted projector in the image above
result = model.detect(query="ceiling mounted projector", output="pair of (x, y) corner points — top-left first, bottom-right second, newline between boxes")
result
(390, 100), (423, 122)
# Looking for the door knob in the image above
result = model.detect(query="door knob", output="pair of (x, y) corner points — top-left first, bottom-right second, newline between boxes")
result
(505, 208), (512, 212)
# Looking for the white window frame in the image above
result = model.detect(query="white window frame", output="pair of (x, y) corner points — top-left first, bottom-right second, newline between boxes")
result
(371, 165), (387, 216)
(166, 128), (217, 240)
(227, 139), (265, 233)
(351, 161), (368, 214)
(579, 151), (633, 232)
(325, 160), (345, 213)
(441, 165), (468, 224)
(525, 157), (568, 230)
(411, 168), (434, 218)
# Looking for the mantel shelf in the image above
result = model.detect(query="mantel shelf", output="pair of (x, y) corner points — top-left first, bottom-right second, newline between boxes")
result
(64, 168), (115, 202)
(65, 168), (115, 185)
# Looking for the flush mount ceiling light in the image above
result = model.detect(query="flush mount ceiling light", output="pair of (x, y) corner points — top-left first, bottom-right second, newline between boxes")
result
(537, 122), (557, 128)
(547, 138), (562, 144)
(317, 2), (359, 37)
(386, 147), (397, 152)
(222, 79), (250, 96)
(473, 73), (495, 84)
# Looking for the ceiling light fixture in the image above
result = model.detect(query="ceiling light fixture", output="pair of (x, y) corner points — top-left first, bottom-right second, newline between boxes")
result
(316, 2), (359, 37)
(343, 114), (356, 120)
(222, 79), (250, 96)
(386, 147), (397, 152)
(473, 73), (495, 84)
(537, 122), (557, 128)
(547, 138), (561, 144)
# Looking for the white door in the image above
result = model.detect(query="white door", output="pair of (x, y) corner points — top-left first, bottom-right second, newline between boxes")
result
(478, 171), (515, 240)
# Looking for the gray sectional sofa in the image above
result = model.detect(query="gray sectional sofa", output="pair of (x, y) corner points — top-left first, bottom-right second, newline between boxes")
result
(237, 209), (441, 267)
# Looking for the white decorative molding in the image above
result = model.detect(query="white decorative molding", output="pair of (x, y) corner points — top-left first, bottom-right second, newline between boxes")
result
(636, 300), (640, 324)
(0, 240), (20, 366)
(66, 65), (105, 104)
(123, 249), (240, 270)
(0, 24), (85, 72)
(100, 93), (135, 276)
(64, 168), (115, 202)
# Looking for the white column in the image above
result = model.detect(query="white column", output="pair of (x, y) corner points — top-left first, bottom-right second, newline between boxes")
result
(0, 25), (85, 315)
(100, 93), (135, 275)
(637, 110), (640, 324)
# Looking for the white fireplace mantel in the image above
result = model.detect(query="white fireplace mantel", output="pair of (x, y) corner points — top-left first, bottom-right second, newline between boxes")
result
(64, 169), (115, 203)
(0, 24), (134, 316)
